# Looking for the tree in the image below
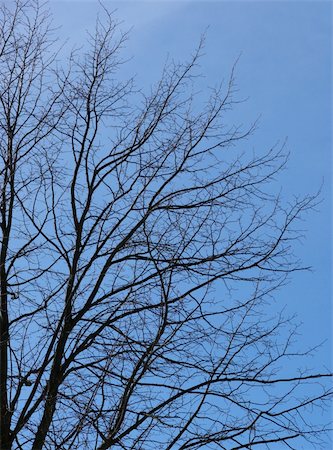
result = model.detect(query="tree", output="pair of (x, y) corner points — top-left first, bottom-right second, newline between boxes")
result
(0, 1), (331, 449)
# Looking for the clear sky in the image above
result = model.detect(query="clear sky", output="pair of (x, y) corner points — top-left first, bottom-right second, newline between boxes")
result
(50, 0), (332, 398)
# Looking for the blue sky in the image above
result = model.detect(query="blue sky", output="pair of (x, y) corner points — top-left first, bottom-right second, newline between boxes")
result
(50, 0), (331, 381)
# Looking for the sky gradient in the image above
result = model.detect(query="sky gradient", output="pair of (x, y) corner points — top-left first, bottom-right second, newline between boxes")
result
(51, 0), (332, 400)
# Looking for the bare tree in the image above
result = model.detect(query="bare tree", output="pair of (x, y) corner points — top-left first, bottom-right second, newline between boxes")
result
(0, 1), (331, 449)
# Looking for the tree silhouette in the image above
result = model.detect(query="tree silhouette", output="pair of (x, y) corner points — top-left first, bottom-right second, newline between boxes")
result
(0, 1), (331, 449)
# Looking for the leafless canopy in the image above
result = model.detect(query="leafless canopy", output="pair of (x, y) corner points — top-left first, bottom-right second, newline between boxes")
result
(0, 1), (331, 449)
